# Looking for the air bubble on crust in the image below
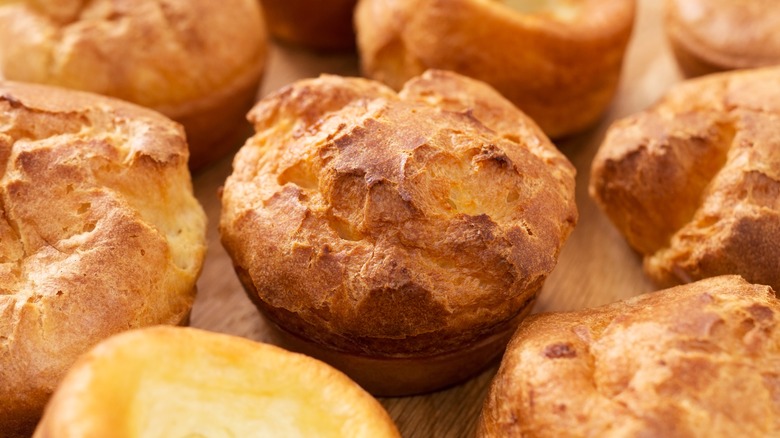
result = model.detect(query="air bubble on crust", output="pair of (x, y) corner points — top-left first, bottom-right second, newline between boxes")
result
(278, 160), (319, 191)
(327, 215), (364, 241)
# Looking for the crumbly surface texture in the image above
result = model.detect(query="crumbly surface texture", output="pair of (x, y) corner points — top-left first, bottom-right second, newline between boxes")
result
(354, 0), (635, 138)
(34, 326), (401, 438)
(590, 67), (780, 290)
(0, 81), (207, 436)
(666, 0), (780, 76)
(220, 70), (577, 358)
(479, 275), (780, 437)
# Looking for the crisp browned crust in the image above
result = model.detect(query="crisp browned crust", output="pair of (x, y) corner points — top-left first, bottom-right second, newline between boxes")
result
(354, 0), (636, 138)
(590, 67), (780, 291)
(260, 0), (358, 50)
(0, 0), (268, 169)
(33, 326), (401, 438)
(666, 0), (780, 77)
(478, 275), (780, 437)
(0, 81), (207, 437)
(219, 70), (577, 394)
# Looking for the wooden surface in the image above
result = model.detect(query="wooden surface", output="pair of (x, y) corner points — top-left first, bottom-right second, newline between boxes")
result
(189, 1), (682, 436)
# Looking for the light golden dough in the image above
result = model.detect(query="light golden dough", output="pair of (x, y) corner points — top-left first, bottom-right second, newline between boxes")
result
(34, 326), (401, 438)
(219, 70), (577, 395)
(260, 0), (358, 50)
(590, 67), (780, 291)
(666, 0), (780, 77)
(0, 81), (207, 437)
(479, 275), (780, 437)
(354, 0), (636, 138)
(0, 0), (268, 169)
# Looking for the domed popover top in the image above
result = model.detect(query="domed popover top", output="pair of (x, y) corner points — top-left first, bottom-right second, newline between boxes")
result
(0, 81), (207, 436)
(220, 70), (577, 359)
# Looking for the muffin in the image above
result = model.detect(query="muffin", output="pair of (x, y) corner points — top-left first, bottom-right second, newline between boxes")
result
(479, 275), (780, 437)
(260, 0), (358, 50)
(354, 0), (636, 138)
(590, 66), (780, 291)
(0, 81), (207, 437)
(219, 70), (577, 395)
(34, 326), (401, 438)
(666, 0), (780, 77)
(0, 0), (268, 170)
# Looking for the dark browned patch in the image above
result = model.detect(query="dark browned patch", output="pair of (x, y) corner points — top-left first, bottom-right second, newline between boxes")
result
(473, 143), (512, 168)
(1, 93), (22, 109)
(543, 342), (577, 359)
(748, 304), (774, 323)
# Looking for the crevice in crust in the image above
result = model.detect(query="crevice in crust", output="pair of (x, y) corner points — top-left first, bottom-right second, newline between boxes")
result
(668, 116), (736, 232)
(0, 98), (93, 143)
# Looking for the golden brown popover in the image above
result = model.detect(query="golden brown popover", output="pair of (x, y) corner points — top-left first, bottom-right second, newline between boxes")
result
(260, 0), (358, 50)
(479, 275), (780, 437)
(354, 0), (636, 138)
(0, 0), (267, 170)
(219, 70), (577, 395)
(0, 81), (207, 437)
(590, 67), (780, 291)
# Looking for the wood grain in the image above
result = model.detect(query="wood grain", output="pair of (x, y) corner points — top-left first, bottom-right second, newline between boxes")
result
(189, 1), (682, 436)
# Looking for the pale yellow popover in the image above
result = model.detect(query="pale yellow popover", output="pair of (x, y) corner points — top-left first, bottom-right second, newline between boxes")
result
(34, 326), (401, 438)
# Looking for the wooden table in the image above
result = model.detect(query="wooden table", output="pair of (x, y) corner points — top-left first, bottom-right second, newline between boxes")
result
(190, 1), (681, 436)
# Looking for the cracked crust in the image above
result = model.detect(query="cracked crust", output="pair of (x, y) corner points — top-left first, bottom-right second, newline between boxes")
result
(590, 67), (780, 291)
(0, 81), (207, 437)
(478, 275), (780, 437)
(219, 70), (577, 394)
(0, 0), (268, 169)
(666, 0), (780, 77)
(354, 0), (636, 138)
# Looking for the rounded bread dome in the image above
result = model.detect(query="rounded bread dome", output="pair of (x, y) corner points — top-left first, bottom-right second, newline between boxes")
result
(34, 326), (401, 438)
(666, 0), (780, 76)
(0, 0), (268, 169)
(590, 67), (780, 291)
(0, 81), (207, 437)
(354, 0), (636, 138)
(219, 70), (577, 395)
(479, 275), (780, 437)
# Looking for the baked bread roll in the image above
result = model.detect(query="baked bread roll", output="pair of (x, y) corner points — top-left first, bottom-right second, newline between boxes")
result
(219, 69), (577, 396)
(666, 0), (780, 77)
(260, 0), (358, 50)
(0, 81), (207, 437)
(0, 0), (267, 170)
(479, 275), (780, 437)
(590, 67), (780, 291)
(354, 0), (636, 138)
(34, 326), (401, 438)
